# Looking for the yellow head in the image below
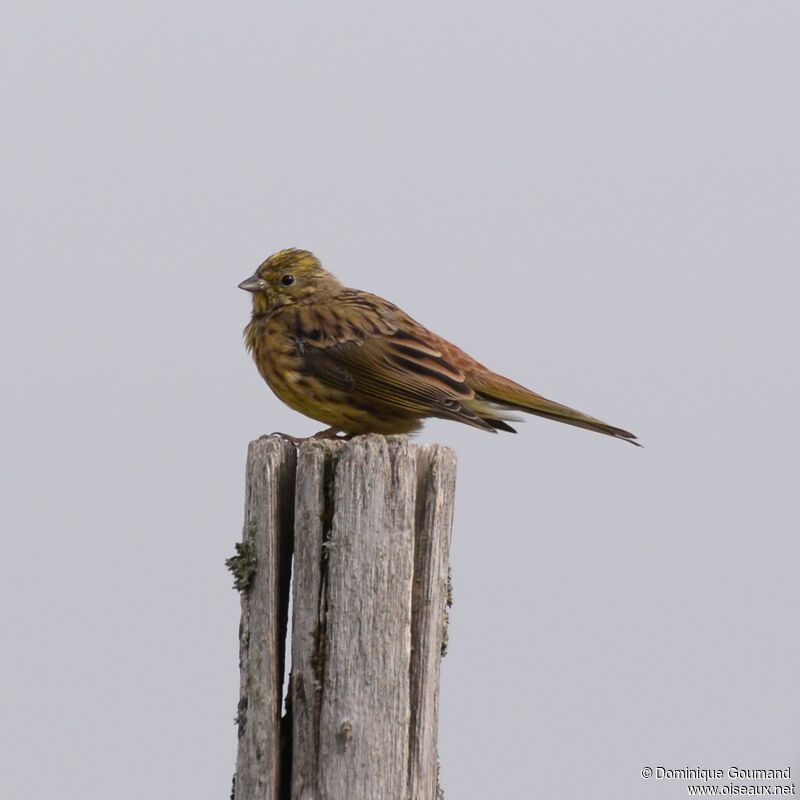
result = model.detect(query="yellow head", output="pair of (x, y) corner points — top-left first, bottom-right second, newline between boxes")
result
(238, 248), (343, 313)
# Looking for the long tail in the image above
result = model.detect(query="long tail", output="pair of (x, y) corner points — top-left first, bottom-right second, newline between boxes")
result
(468, 371), (640, 446)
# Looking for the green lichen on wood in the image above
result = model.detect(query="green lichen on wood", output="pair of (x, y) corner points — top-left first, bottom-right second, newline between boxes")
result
(226, 540), (258, 592)
(234, 695), (248, 734)
(441, 566), (454, 657)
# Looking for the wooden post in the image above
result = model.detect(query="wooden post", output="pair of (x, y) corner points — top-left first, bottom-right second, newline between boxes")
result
(228, 437), (297, 800)
(228, 434), (457, 800)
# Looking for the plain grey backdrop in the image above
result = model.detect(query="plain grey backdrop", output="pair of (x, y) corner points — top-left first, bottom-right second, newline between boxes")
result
(2, 2), (798, 798)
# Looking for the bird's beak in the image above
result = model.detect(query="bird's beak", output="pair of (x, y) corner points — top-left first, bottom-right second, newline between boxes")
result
(238, 272), (267, 293)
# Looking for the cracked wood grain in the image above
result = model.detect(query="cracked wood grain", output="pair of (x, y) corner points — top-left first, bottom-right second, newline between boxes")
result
(231, 437), (296, 800)
(233, 434), (456, 800)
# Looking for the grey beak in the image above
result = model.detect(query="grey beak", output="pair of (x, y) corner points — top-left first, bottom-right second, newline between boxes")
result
(238, 273), (266, 293)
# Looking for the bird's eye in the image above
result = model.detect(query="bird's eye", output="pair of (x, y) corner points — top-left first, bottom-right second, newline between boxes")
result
(280, 274), (295, 286)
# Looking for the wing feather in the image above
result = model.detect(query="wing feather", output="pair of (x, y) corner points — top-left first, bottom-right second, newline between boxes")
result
(291, 294), (495, 430)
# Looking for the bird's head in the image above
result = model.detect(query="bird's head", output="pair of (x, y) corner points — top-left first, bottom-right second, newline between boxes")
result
(238, 248), (343, 313)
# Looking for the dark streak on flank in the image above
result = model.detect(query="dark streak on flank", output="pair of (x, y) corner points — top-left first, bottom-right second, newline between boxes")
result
(390, 355), (471, 396)
(390, 330), (427, 343)
(293, 311), (304, 339)
(387, 343), (463, 378)
(389, 342), (439, 359)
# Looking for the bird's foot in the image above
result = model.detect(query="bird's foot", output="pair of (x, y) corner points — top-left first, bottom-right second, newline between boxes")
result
(311, 427), (353, 441)
(268, 431), (307, 445)
(267, 427), (352, 445)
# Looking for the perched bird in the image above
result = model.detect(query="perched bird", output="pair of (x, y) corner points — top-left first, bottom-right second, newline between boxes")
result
(239, 248), (639, 445)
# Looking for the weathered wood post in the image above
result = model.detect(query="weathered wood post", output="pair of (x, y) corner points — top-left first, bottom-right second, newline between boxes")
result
(228, 434), (457, 800)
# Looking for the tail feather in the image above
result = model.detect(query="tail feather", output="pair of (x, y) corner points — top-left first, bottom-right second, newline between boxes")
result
(483, 417), (518, 433)
(468, 371), (640, 446)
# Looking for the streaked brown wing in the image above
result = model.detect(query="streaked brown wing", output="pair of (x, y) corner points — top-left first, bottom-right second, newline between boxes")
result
(289, 293), (496, 430)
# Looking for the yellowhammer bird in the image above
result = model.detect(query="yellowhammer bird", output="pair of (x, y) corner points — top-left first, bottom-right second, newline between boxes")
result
(239, 248), (639, 445)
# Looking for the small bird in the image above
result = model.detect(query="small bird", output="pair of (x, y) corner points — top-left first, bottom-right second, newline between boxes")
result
(239, 248), (639, 445)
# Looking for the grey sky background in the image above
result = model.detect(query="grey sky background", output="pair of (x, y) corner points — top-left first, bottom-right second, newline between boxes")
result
(2, 2), (799, 798)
